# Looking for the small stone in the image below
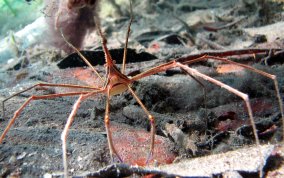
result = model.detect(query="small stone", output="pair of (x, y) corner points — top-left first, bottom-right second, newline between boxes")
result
(9, 155), (17, 163)
(253, 34), (267, 43)
(17, 152), (27, 160)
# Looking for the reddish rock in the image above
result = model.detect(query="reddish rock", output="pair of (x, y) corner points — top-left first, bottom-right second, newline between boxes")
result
(110, 123), (176, 166)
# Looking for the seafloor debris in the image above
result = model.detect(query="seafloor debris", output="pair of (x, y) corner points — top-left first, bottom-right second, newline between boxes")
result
(80, 144), (277, 177)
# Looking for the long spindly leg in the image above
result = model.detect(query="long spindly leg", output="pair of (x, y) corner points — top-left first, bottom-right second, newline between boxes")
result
(0, 92), (89, 143)
(127, 86), (155, 164)
(182, 70), (208, 121)
(187, 55), (283, 115)
(176, 62), (264, 177)
(121, 0), (133, 74)
(61, 90), (104, 178)
(2, 82), (100, 118)
(104, 88), (123, 163)
(184, 55), (284, 136)
(60, 29), (104, 83)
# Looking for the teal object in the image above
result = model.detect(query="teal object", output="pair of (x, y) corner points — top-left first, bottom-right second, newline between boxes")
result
(0, 0), (43, 39)
(3, 0), (17, 16)
(0, 0), (44, 63)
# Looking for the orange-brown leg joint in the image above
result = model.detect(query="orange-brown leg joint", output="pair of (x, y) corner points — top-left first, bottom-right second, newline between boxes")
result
(105, 115), (110, 125)
(148, 115), (155, 124)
